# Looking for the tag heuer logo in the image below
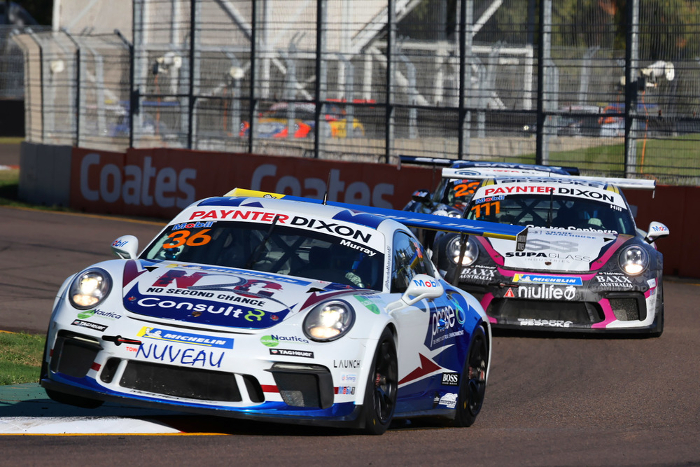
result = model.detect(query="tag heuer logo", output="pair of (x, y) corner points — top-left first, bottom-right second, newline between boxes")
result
(441, 372), (460, 386)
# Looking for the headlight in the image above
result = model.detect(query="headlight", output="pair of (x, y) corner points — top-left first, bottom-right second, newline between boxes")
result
(447, 235), (478, 266)
(618, 245), (648, 276)
(68, 268), (113, 309)
(303, 300), (355, 342)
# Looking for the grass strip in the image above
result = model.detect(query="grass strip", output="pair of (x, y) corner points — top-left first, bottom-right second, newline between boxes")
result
(0, 331), (44, 385)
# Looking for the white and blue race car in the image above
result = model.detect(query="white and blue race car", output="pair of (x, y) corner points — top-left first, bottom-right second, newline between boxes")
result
(41, 188), (525, 434)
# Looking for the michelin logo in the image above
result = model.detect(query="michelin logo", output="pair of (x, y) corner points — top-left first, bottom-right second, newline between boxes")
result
(514, 274), (583, 287)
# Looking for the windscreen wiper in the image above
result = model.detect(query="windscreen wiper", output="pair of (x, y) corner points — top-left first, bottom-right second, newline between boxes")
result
(245, 215), (280, 269)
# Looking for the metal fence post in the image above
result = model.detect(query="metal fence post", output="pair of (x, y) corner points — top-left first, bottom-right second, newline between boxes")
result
(248, 0), (257, 154)
(62, 30), (81, 147)
(624, 0), (640, 178)
(114, 29), (134, 148)
(457, 0), (473, 160)
(384, 0), (395, 163)
(187, 0), (198, 149)
(314, 0), (328, 159)
(26, 29), (45, 143)
(535, 0), (552, 165)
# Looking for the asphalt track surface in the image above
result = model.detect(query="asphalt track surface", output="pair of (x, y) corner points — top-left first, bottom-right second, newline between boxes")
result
(1, 206), (700, 466)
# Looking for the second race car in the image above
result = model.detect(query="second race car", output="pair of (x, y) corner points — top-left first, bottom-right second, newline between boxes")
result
(430, 174), (669, 336)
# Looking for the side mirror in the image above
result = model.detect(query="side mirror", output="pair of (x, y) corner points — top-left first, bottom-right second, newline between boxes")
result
(645, 222), (669, 243)
(411, 189), (432, 204)
(111, 235), (139, 259)
(402, 274), (444, 306)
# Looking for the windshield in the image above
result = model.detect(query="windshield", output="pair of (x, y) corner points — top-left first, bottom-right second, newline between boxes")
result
(466, 193), (636, 235)
(141, 221), (385, 290)
(438, 179), (481, 210)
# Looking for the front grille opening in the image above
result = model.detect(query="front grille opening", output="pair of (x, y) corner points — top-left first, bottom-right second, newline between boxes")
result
(120, 361), (242, 402)
(609, 298), (641, 321)
(100, 357), (121, 383)
(50, 331), (102, 378)
(242, 374), (264, 403)
(270, 364), (334, 409)
(274, 373), (321, 408)
(488, 299), (605, 324)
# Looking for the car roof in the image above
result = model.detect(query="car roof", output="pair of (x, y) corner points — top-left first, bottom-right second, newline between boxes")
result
(221, 189), (528, 243)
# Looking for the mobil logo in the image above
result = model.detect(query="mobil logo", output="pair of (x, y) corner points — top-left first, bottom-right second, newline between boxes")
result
(413, 278), (438, 288)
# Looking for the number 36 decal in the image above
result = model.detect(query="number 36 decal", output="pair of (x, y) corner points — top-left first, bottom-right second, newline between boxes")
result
(163, 229), (213, 249)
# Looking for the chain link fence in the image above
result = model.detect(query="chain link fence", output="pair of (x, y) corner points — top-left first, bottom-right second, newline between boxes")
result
(12, 0), (700, 184)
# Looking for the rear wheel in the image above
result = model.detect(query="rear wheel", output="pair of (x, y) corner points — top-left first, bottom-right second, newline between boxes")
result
(453, 326), (488, 427)
(362, 328), (398, 435)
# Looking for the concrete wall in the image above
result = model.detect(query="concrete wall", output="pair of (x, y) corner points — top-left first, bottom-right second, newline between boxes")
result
(18, 142), (72, 207)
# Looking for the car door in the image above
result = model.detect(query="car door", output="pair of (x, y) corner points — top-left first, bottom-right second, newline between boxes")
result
(390, 231), (450, 412)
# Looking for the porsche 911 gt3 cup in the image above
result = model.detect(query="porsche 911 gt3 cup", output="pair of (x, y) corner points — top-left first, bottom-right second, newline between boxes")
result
(41, 188), (526, 434)
(431, 175), (669, 336)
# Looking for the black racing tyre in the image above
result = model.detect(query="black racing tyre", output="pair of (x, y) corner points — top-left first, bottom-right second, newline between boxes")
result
(453, 325), (488, 427)
(362, 328), (398, 435)
(45, 389), (104, 409)
(650, 279), (664, 337)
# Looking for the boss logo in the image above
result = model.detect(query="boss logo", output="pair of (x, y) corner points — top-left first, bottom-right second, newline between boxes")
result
(441, 372), (460, 386)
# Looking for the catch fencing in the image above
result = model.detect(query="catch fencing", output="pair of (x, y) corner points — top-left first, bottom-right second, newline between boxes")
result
(12, 0), (700, 185)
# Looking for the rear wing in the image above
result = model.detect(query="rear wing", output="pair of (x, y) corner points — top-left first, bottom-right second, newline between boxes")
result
(442, 168), (656, 191)
(225, 188), (528, 250)
(399, 155), (579, 175)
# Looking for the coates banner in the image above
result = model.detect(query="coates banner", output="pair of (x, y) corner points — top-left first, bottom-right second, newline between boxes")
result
(71, 147), (434, 218)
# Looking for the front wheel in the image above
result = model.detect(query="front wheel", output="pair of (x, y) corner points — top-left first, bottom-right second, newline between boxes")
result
(362, 328), (398, 435)
(453, 325), (488, 427)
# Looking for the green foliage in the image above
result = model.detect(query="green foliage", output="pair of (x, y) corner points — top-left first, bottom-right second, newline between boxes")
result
(0, 332), (44, 386)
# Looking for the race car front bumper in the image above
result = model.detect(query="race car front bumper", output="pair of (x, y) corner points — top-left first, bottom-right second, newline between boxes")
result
(460, 274), (661, 333)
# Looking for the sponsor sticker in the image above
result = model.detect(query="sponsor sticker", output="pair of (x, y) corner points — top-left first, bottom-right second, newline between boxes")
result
(334, 359), (361, 368)
(354, 295), (381, 314)
(516, 284), (577, 301)
(340, 373), (358, 384)
(514, 274), (583, 286)
(441, 372), (460, 386)
(136, 343), (225, 368)
(459, 265), (496, 281)
(137, 327), (234, 349)
(438, 393), (458, 409)
(260, 334), (309, 347)
(270, 348), (314, 359)
(594, 272), (633, 289)
(518, 318), (573, 328)
(71, 319), (108, 332)
(77, 309), (122, 320)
